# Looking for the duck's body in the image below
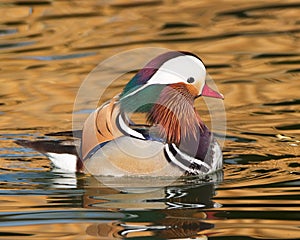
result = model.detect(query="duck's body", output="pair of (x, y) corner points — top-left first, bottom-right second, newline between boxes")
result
(16, 51), (224, 177)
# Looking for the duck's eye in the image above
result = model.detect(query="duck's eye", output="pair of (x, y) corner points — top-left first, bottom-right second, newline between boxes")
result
(187, 77), (195, 83)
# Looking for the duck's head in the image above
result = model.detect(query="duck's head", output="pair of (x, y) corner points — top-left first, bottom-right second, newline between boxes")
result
(119, 51), (224, 144)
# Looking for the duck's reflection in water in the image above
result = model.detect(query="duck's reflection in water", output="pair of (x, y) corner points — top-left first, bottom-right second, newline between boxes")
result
(82, 171), (223, 239)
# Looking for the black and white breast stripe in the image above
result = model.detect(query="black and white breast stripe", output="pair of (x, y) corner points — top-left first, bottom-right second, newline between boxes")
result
(115, 112), (214, 175)
(116, 112), (146, 140)
(164, 143), (212, 174)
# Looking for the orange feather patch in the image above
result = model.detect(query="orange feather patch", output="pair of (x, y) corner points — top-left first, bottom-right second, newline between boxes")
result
(147, 83), (201, 146)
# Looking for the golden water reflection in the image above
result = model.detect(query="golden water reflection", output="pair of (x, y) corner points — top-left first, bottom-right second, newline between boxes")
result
(1, 0), (300, 239)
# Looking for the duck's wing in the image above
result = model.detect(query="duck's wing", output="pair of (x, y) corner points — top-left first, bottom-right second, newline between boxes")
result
(81, 97), (123, 159)
(81, 97), (156, 160)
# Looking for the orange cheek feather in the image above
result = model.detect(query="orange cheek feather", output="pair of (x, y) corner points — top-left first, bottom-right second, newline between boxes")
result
(185, 84), (199, 97)
(169, 82), (199, 97)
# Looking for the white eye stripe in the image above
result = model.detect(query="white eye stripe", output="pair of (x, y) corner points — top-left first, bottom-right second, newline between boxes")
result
(147, 69), (188, 85)
(186, 55), (206, 72)
(120, 55), (207, 100)
(147, 55), (206, 86)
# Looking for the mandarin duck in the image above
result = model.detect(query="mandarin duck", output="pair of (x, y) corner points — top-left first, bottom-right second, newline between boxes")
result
(16, 51), (224, 177)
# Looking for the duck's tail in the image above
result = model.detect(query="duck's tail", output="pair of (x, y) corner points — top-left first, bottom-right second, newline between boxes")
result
(14, 139), (82, 172)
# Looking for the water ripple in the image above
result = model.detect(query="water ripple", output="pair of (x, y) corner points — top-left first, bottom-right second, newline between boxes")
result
(0, 0), (300, 239)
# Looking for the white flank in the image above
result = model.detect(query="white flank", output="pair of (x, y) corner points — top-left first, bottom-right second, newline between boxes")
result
(46, 152), (77, 173)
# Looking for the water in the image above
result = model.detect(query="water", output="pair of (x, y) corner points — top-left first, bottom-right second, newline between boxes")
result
(1, 0), (300, 239)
